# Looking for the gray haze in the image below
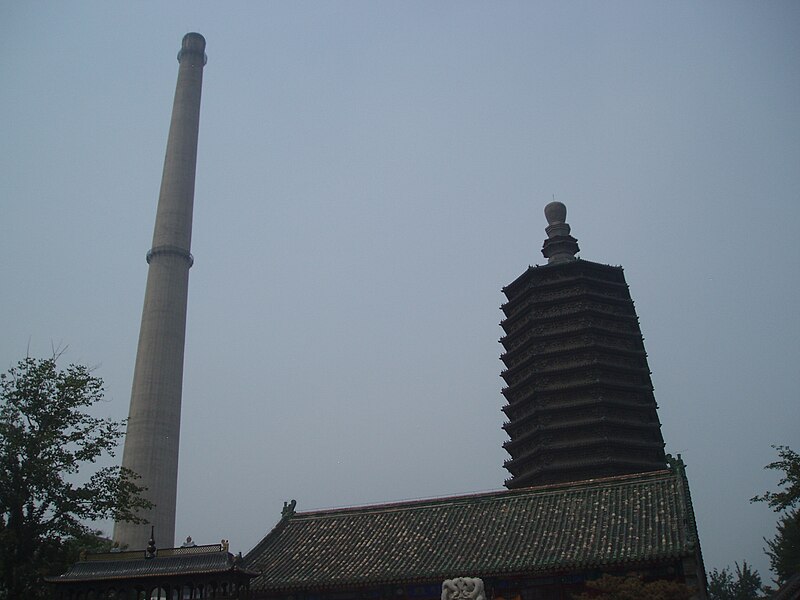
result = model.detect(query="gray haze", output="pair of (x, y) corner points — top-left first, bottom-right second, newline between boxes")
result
(1, 1), (798, 582)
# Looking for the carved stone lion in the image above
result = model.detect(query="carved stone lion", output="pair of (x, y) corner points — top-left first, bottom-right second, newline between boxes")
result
(441, 578), (486, 600)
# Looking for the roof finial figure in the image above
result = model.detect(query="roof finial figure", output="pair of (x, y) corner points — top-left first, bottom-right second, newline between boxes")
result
(145, 527), (157, 559)
(542, 201), (579, 264)
(282, 499), (297, 519)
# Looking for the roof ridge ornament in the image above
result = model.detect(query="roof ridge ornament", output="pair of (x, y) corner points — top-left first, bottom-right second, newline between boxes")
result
(282, 499), (297, 519)
(145, 526), (157, 559)
(541, 201), (579, 264)
(666, 453), (686, 475)
(666, 453), (699, 549)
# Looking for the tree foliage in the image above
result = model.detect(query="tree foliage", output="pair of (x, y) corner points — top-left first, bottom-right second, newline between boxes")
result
(707, 562), (767, 600)
(764, 509), (800, 584)
(751, 445), (800, 585)
(752, 446), (800, 513)
(0, 356), (152, 599)
(571, 574), (692, 600)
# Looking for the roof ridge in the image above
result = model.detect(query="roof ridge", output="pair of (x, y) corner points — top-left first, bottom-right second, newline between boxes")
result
(290, 469), (675, 518)
(81, 543), (226, 562)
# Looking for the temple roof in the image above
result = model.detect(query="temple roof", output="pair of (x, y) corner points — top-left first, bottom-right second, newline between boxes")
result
(244, 464), (700, 592)
(48, 544), (255, 583)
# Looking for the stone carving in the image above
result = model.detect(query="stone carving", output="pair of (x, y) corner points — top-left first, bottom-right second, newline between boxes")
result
(441, 578), (486, 600)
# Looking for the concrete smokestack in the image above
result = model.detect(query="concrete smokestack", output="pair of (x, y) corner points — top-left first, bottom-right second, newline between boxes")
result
(114, 33), (206, 550)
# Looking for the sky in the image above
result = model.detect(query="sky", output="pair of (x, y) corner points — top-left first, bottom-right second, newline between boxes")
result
(1, 0), (799, 583)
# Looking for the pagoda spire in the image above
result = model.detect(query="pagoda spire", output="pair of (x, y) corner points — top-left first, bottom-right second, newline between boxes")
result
(541, 201), (579, 264)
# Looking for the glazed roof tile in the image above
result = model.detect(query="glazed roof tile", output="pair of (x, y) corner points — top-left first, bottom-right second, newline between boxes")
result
(49, 545), (255, 583)
(245, 468), (698, 591)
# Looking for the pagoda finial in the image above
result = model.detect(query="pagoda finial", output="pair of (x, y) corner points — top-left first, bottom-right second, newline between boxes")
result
(542, 201), (579, 264)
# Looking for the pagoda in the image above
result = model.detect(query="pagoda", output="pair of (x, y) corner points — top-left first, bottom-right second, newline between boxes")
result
(501, 202), (667, 488)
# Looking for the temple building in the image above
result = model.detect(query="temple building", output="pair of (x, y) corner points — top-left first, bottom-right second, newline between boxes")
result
(244, 461), (704, 600)
(48, 539), (256, 600)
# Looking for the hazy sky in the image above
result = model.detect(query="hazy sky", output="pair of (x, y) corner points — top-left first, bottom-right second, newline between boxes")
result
(2, 1), (799, 582)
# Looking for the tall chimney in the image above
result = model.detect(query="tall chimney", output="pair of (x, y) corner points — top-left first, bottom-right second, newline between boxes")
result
(114, 33), (206, 550)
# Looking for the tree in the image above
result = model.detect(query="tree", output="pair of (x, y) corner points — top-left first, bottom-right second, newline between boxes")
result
(752, 446), (800, 513)
(707, 562), (767, 600)
(0, 356), (152, 599)
(752, 445), (800, 585)
(764, 509), (800, 584)
(571, 574), (692, 600)
(708, 567), (736, 600)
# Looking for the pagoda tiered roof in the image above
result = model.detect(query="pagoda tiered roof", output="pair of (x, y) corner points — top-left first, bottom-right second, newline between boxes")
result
(500, 205), (666, 488)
